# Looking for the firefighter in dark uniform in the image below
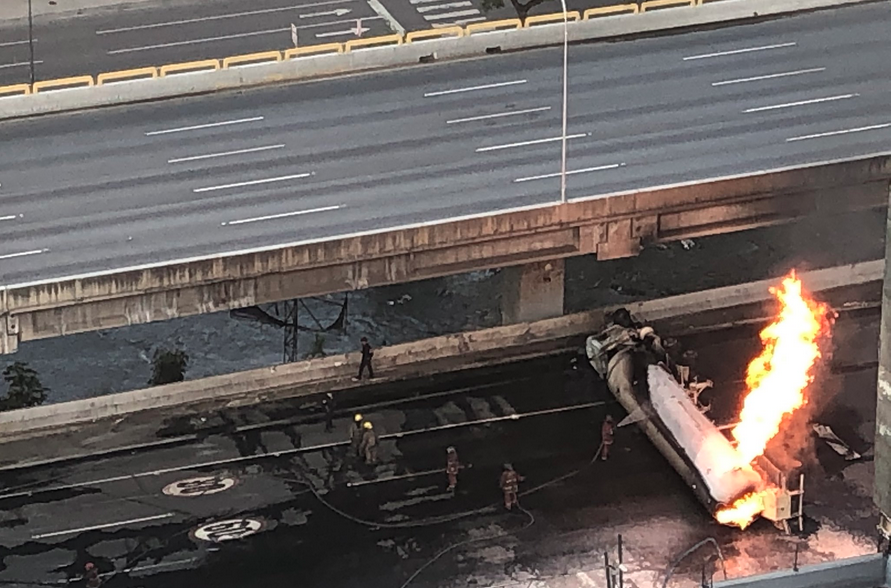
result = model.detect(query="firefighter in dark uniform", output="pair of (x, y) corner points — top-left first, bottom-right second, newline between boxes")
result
(446, 446), (460, 492)
(350, 413), (365, 458)
(84, 563), (101, 588)
(360, 421), (378, 465)
(322, 393), (335, 432)
(601, 415), (615, 461)
(500, 463), (525, 510)
(354, 336), (374, 380)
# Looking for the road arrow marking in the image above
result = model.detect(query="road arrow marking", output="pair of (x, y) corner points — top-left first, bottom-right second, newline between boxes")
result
(316, 19), (369, 37)
(300, 8), (352, 18)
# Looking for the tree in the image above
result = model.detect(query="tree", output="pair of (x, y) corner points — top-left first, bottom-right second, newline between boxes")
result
(1, 362), (48, 411)
(480, 0), (553, 23)
(149, 348), (189, 386)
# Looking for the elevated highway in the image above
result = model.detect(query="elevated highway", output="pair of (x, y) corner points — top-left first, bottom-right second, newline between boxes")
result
(2, 2), (891, 352)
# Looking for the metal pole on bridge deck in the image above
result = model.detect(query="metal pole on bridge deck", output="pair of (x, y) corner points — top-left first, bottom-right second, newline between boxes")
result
(559, 0), (568, 205)
(27, 0), (35, 87)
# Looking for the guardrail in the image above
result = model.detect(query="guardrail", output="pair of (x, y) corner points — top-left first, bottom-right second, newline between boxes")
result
(0, 0), (734, 98)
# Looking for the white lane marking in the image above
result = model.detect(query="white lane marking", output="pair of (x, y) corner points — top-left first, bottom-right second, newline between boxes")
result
(368, 0), (406, 35)
(424, 79), (526, 97)
(417, 2), (472, 12)
(424, 9), (480, 20)
(300, 8), (352, 18)
(786, 122), (891, 143)
(0, 60), (44, 70)
(6, 151), (890, 292)
(477, 132), (587, 153)
(683, 42), (797, 60)
(96, 1), (353, 33)
(222, 205), (341, 226)
(32, 513), (175, 540)
(711, 67), (826, 87)
(514, 163), (625, 183)
(432, 16), (485, 26)
(194, 172), (313, 193)
(447, 106), (551, 124)
(145, 116), (264, 136)
(168, 144), (285, 164)
(0, 249), (47, 261)
(743, 93), (858, 113)
(107, 28), (288, 54)
(0, 214), (22, 222)
(0, 39), (37, 47)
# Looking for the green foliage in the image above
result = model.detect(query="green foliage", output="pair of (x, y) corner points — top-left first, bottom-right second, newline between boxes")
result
(1, 362), (48, 411)
(306, 334), (327, 359)
(479, 0), (553, 21)
(149, 348), (189, 386)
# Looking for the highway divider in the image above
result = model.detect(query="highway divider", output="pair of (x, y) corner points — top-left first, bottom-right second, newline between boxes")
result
(0, 260), (880, 441)
(0, 0), (874, 120)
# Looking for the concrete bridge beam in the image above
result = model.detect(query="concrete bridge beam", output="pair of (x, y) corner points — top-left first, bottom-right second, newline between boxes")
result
(501, 259), (565, 325)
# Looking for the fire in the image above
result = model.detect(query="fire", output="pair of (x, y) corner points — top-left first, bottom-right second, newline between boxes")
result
(716, 271), (831, 529)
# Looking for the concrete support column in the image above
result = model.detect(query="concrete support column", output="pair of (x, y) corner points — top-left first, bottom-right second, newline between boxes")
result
(875, 181), (891, 540)
(501, 259), (565, 325)
(0, 290), (18, 354)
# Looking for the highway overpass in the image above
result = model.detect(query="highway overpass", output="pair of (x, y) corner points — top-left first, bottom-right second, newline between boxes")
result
(2, 2), (891, 353)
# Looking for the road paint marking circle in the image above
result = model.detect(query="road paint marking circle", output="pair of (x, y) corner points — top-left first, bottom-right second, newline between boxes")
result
(163, 476), (237, 497)
(192, 518), (265, 543)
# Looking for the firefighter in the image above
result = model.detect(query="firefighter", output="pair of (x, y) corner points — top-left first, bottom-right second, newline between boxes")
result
(360, 420), (378, 465)
(84, 562), (101, 588)
(601, 415), (615, 461)
(500, 463), (524, 510)
(322, 393), (335, 433)
(446, 446), (460, 492)
(353, 336), (375, 381)
(350, 413), (365, 457)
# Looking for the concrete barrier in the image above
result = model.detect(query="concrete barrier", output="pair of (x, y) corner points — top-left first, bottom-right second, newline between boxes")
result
(714, 553), (887, 588)
(0, 0), (874, 121)
(0, 260), (880, 440)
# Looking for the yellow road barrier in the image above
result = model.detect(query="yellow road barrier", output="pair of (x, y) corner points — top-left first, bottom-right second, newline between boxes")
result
(345, 34), (403, 52)
(641, 0), (696, 11)
(0, 84), (31, 97)
(405, 26), (464, 42)
(97, 67), (159, 85)
(159, 59), (221, 77)
(284, 43), (345, 59)
(33, 76), (95, 93)
(466, 18), (523, 34)
(222, 51), (284, 68)
(583, 3), (639, 18)
(524, 11), (581, 26)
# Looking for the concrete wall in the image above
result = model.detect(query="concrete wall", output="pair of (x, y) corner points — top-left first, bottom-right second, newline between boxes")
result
(1, 154), (887, 354)
(501, 260), (566, 324)
(0, 260), (880, 440)
(876, 184), (891, 530)
(713, 554), (887, 588)
(0, 0), (875, 121)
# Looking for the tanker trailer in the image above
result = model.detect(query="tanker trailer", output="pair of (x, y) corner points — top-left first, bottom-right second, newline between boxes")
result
(585, 313), (763, 517)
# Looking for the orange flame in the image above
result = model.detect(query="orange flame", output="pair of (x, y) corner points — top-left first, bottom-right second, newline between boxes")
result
(716, 271), (830, 529)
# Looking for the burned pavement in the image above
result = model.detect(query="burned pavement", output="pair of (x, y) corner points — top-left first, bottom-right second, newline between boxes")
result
(0, 301), (881, 588)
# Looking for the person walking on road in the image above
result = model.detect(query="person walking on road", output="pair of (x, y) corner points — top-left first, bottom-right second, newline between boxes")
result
(322, 393), (335, 432)
(360, 421), (378, 465)
(601, 415), (615, 461)
(84, 563), (102, 588)
(350, 413), (365, 458)
(353, 337), (375, 381)
(446, 446), (460, 492)
(500, 463), (524, 511)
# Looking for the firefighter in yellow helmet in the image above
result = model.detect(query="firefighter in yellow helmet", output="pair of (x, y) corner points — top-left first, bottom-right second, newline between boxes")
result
(350, 413), (365, 458)
(360, 420), (378, 465)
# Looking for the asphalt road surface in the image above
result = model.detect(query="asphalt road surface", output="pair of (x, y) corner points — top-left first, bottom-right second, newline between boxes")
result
(2, 3), (891, 286)
(0, 0), (622, 86)
(0, 310), (879, 588)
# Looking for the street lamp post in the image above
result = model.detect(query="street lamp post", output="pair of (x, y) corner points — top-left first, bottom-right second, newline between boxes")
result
(27, 0), (35, 87)
(558, 0), (568, 205)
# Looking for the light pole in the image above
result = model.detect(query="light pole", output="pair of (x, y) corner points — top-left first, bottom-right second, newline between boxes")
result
(27, 0), (35, 87)
(558, 0), (568, 204)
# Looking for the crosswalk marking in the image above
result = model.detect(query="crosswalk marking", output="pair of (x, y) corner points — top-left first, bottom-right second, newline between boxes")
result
(424, 8), (482, 20)
(417, 1), (472, 12)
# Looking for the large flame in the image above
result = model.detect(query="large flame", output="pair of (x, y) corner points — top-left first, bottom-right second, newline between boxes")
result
(716, 271), (830, 529)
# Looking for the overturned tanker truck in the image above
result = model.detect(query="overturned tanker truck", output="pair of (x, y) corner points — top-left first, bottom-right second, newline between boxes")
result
(586, 309), (804, 532)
